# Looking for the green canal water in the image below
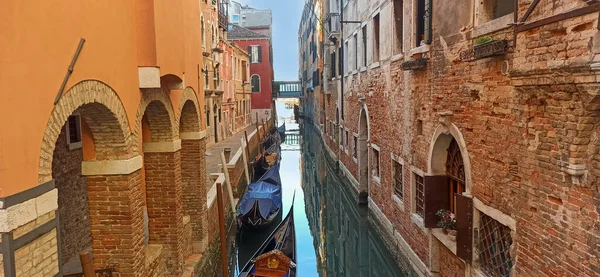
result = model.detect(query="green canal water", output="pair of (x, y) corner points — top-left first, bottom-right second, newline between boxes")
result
(233, 101), (417, 277)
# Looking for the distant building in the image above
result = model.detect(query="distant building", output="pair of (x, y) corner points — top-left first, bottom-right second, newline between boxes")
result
(228, 9), (275, 123)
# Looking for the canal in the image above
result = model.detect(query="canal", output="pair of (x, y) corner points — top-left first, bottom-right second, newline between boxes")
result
(234, 100), (416, 277)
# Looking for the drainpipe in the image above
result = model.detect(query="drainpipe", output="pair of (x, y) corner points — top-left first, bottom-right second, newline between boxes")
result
(339, 0), (344, 122)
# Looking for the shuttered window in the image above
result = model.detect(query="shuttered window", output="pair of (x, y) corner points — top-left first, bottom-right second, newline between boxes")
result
(393, 161), (403, 199)
(249, 46), (262, 63)
(353, 135), (358, 158)
(446, 139), (466, 213)
(414, 174), (424, 217)
(373, 14), (380, 61)
(372, 147), (380, 178)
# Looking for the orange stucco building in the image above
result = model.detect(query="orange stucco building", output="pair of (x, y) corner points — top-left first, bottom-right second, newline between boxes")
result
(0, 0), (227, 276)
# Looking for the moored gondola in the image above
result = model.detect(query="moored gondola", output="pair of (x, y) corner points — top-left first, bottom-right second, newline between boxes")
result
(277, 122), (286, 143)
(238, 194), (297, 277)
(237, 180), (282, 230)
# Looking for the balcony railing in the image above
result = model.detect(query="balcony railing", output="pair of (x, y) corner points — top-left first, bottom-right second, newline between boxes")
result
(218, 2), (229, 30)
(273, 81), (303, 98)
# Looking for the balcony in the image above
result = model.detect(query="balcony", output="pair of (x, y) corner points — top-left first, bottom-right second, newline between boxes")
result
(326, 13), (340, 40)
(218, 2), (229, 30)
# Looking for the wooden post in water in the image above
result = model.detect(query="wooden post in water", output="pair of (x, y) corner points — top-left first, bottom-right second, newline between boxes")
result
(220, 150), (236, 213)
(216, 181), (230, 277)
(79, 252), (95, 277)
(240, 137), (250, 186)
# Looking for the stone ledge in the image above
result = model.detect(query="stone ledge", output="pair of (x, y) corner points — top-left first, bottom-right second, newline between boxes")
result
(180, 131), (207, 140)
(82, 155), (143, 176)
(0, 189), (58, 233)
(143, 140), (182, 153)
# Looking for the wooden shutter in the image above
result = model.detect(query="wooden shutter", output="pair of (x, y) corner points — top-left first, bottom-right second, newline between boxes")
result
(248, 46), (252, 61)
(423, 175), (449, 228)
(257, 46), (262, 62)
(455, 194), (473, 262)
(424, 0), (432, 44)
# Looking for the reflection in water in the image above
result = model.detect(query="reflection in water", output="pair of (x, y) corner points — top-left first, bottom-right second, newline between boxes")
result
(235, 100), (413, 277)
(300, 123), (412, 277)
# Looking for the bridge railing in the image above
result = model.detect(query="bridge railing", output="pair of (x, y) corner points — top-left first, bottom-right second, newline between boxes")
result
(273, 81), (302, 98)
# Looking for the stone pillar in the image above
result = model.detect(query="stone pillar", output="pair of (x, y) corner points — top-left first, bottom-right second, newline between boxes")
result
(81, 156), (146, 277)
(179, 131), (208, 242)
(143, 141), (184, 277)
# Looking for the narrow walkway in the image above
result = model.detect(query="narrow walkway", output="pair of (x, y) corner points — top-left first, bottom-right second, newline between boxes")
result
(205, 124), (256, 183)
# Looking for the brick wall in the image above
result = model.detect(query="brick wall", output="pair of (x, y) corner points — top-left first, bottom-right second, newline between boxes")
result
(181, 139), (207, 241)
(52, 126), (91, 264)
(144, 151), (184, 277)
(87, 171), (145, 277)
(313, 2), (600, 276)
(206, 182), (233, 243)
(13, 211), (59, 277)
(438, 241), (465, 277)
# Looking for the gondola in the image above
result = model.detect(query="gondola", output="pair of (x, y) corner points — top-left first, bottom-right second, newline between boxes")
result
(277, 122), (286, 143)
(252, 142), (281, 182)
(238, 164), (283, 230)
(238, 195), (297, 277)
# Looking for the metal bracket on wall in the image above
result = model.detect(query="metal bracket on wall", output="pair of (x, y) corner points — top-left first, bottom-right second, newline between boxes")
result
(54, 38), (86, 105)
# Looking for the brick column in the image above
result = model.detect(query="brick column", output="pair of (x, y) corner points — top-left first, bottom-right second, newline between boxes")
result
(180, 132), (208, 242)
(82, 156), (146, 277)
(143, 141), (184, 277)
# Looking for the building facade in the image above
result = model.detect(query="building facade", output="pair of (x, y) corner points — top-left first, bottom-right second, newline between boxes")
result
(299, 0), (324, 126)
(229, 25), (275, 123)
(0, 0), (231, 276)
(302, 0), (600, 276)
(222, 41), (253, 134)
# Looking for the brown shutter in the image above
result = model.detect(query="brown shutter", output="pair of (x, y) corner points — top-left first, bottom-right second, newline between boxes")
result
(424, 175), (449, 227)
(456, 194), (473, 262)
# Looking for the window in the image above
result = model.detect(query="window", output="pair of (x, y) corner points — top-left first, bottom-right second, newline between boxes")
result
(205, 105), (210, 127)
(482, 0), (515, 21)
(344, 130), (349, 150)
(372, 146), (380, 178)
(353, 135), (358, 158)
(414, 173), (425, 217)
(393, 0), (403, 54)
(249, 46), (262, 63)
(393, 160), (403, 199)
(330, 51), (336, 78)
(66, 115), (82, 150)
(361, 26), (367, 67)
(353, 34), (358, 71)
(251, 75), (260, 92)
(373, 14), (380, 62)
(204, 66), (209, 89)
(201, 17), (206, 49)
(344, 41), (348, 74)
(478, 213), (514, 276)
(232, 14), (239, 23)
(415, 0), (432, 47)
(337, 47), (342, 77)
(446, 139), (466, 213)
(241, 61), (247, 82)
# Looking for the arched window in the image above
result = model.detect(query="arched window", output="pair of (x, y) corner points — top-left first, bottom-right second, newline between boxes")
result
(201, 16), (206, 49)
(251, 75), (260, 92)
(446, 138), (465, 213)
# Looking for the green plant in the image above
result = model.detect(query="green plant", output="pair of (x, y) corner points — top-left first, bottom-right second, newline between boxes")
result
(475, 36), (493, 45)
(436, 209), (456, 231)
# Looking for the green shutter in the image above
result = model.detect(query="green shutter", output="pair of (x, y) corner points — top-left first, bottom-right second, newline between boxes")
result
(248, 46), (252, 61)
(257, 46), (262, 63)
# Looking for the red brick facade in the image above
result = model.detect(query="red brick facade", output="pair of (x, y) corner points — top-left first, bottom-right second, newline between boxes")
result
(308, 0), (600, 276)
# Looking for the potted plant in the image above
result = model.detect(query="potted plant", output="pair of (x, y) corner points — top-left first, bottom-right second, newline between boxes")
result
(474, 36), (493, 47)
(436, 209), (457, 241)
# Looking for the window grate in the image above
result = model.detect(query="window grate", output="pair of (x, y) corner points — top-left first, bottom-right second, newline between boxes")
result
(479, 214), (513, 277)
(415, 174), (424, 217)
(393, 161), (403, 198)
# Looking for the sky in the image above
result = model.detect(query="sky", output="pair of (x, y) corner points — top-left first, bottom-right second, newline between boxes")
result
(235, 0), (305, 81)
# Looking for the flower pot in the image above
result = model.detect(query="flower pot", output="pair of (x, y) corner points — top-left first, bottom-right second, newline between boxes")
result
(447, 230), (457, 241)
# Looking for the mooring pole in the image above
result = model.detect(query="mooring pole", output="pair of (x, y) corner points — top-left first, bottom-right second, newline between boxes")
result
(216, 180), (229, 277)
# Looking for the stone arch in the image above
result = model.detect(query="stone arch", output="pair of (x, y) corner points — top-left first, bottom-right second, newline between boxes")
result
(358, 105), (370, 204)
(427, 123), (473, 194)
(178, 87), (201, 133)
(134, 88), (178, 147)
(38, 80), (132, 183)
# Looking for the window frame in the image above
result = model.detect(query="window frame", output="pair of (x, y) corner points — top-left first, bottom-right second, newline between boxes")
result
(66, 114), (82, 150)
(372, 13), (380, 62)
(250, 74), (261, 93)
(371, 143), (381, 183)
(391, 153), (404, 202)
(250, 45), (260, 64)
